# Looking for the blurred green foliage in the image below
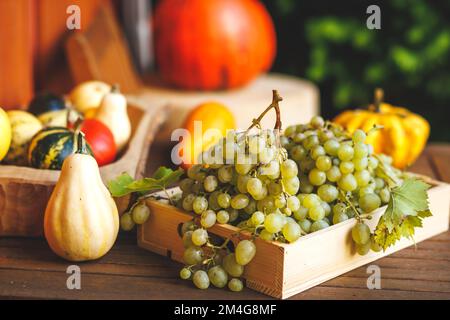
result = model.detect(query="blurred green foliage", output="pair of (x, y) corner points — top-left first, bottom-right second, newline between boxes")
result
(262, 0), (450, 141)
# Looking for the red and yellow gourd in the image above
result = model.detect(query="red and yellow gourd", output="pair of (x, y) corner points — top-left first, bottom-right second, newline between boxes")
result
(44, 131), (119, 261)
(333, 89), (430, 169)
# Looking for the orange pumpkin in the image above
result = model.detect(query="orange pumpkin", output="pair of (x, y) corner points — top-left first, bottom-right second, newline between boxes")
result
(153, 0), (276, 90)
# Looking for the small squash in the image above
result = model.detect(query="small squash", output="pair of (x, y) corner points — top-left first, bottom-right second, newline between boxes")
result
(95, 85), (131, 152)
(4, 110), (43, 165)
(28, 126), (93, 170)
(44, 131), (119, 261)
(28, 93), (66, 116)
(0, 107), (12, 161)
(81, 119), (117, 166)
(38, 109), (81, 128)
(333, 89), (430, 169)
(69, 80), (111, 114)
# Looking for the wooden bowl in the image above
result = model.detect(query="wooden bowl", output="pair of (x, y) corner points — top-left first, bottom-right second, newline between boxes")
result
(0, 102), (166, 237)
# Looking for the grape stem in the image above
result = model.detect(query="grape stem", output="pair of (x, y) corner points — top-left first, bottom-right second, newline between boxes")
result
(339, 190), (362, 222)
(246, 90), (283, 134)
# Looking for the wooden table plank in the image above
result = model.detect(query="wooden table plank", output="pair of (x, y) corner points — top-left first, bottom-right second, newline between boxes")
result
(0, 145), (449, 300)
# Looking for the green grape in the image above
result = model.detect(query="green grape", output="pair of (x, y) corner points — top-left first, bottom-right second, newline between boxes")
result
(353, 157), (369, 171)
(228, 278), (244, 292)
(310, 115), (325, 128)
(182, 231), (194, 248)
(251, 211), (265, 226)
(200, 210), (217, 228)
(337, 144), (354, 161)
(332, 203), (347, 215)
(223, 253), (244, 277)
(218, 165), (233, 183)
(339, 161), (354, 174)
(274, 194), (287, 208)
(354, 143), (369, 158)
(299, 219), (312, 233)
(352, 222), (370, 245)
(290, 145), (307, 161)
(268, 181), (283, 195)
(180, 178), (194, 193)
(293, 206), (308, 221)
(303, 134), (319, 150)
(324, 139), (340, 156)
(217, 193), (231, 209)
(299, 176), (314, 193)
(303, 194), (321, 208)
(308, 205), (325, 221)
(259, 145), (276, 164)
(284, 125), (297, 137)
(282, 176), (300, 195)
(191, 181), (203, 194)
(359, 186), (375, 197)
(355, 170), (371, 187)
(120, 212), (135, 231)
(264, 213), (284, 233)
(326, 166), (342, 182)
(318, 129), (334, 142)
(368, 156), (379, 170)
(293, 132), (306, 143)
(131, 203), (150, 225)
(249, 136), (265, 154)
(256, 197), (275, 213)
(235, 240), (256, 266)
(282, 221), (301, 242)
(191, 228), (208, 246)
(231, 194), (249, 210)
(208, 191), (221, 211)
(259, 159), (280, 177)
(181, 220), (196, 235)
(287, 196), (300, 211)
(252, 185), (268, 201)
(338, 174), (357, 191)
(235, 161), (252, 175)
(379, 187), (390, 203)
(208, 266), (228, 288)
(217, 210), (230, 224)
(370, 236), (382, 252)
(193, 270), (210, 289)
(356, 241), (371, 255)
(352, 129), (366, 143)
(323, 216), (330, 225)
(317, 184), (338, 202)
(187, 164), (202, 180)
(310, 219), (330, 232)
(244, 198), (257, 214)
(247, 177), (263, 199)
(374, 177), (385, 189)
(180, 267), (192, 280)
(228, 209), (239, 223)
(237, 174), (250, 194)
(259, 229), (274, 241)
(316, 155), (332, 171)
(193, 196), (208, 214)
(183, 246), (203, 265)
(309, 168), (326, 186)
(204, 175), (218, 192)
(311, 145), (326, 160)
(332, 158), (340, 166)
(182, 193), (196, 211)
(333, 212), (349, 224)
(321, 201), (331, 216)
(281, 159), (298, 178)
(359, 193), (381, 213)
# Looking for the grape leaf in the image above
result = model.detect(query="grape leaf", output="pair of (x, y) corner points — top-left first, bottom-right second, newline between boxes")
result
(374, 178), (432, 250)
(108, 167), (184, 197)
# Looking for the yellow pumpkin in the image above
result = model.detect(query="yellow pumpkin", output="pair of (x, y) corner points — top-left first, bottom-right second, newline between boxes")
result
(44, 131), (119, 261)
(0, 107), (12, 161)
(333, 89), (430, 169)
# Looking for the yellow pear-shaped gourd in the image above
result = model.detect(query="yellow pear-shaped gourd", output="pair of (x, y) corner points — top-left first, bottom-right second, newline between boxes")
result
(94, 84), (131, 152)
(44, 131), (119, 261)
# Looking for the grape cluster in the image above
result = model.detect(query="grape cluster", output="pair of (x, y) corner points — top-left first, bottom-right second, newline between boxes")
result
(176, 128), (303, 290)
(282, 116), (402, 255)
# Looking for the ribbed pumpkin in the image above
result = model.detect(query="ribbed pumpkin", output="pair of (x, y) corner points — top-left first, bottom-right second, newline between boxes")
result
(28, 127), (93, 170)
(333, 89), (430, 169)
(44, 132), (119, 261)
(153, 0), (276, 90)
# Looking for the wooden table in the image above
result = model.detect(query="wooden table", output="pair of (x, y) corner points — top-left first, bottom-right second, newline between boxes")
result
(1, 145), (449, 300)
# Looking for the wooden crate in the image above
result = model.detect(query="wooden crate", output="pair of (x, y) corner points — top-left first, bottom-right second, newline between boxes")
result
(0, 100), (166, 237)
(138, 180), (450, 299)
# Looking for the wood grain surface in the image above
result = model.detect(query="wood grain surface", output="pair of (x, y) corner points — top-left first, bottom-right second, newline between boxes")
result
(0, 145), (449, 300)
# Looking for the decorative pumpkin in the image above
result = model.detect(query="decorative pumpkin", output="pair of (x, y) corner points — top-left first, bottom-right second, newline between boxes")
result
(44, 131), (119, 261)
(4, 110), (43, 165)
(38, 109), (81, 128)
(28, 93), (66, 116)
(94, 85), (131, 152)
(81, 119), (117, 166)
(179, 102), (235, 168)
(28, 127), (93, 170)
(0, 107), (12, 161)
(333, 89), (430, 169)
(69, 80), (111, 114)
(153, 0), (276, 90)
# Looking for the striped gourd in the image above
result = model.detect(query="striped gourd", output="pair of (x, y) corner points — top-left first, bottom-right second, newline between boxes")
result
(28, 127), (93, 170)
